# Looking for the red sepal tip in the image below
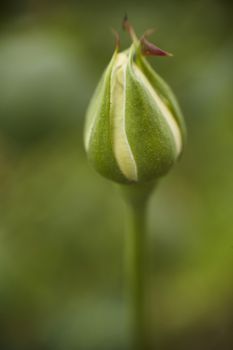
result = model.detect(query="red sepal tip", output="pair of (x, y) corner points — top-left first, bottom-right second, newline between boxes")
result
(140, 37), (173, 57)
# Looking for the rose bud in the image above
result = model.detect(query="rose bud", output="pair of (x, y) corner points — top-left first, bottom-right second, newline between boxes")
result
(84, 20), (186, 184)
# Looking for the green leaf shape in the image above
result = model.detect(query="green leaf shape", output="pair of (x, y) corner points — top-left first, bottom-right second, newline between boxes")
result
(136, 52), (186, 149)
(124, 49), (178, 182)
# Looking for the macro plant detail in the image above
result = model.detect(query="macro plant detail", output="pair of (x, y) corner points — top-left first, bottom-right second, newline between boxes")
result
(84, 17), (186, 185)
(84, 17), (186, 350)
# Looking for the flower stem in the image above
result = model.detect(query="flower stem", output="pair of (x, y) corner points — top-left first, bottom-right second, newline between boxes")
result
(120, 182), (156, 350)
(126, 198), (147, 350)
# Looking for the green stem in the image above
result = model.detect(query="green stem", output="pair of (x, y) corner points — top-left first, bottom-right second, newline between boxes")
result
(126, 199), (147, 350)
(120, 181), (156, 350)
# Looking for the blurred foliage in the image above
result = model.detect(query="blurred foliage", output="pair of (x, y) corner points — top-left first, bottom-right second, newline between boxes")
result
(0, 0), (233, 349)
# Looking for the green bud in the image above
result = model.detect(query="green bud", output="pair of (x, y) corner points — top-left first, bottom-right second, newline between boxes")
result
(84, 23), (186, 184)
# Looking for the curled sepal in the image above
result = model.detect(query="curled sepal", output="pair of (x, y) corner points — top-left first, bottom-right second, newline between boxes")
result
(140, 36), (172, 57)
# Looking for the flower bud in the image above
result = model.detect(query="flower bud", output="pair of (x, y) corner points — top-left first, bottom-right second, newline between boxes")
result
(84, 24), (186, 184)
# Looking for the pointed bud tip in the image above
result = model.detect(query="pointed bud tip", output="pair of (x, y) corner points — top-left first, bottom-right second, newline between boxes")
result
(111, 27), (120, 50)
(122, 14), (138, 43)
(122, 13), (129, 31)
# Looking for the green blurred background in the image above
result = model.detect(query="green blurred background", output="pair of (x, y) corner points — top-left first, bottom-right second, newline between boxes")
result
(0, 0), (232, 349)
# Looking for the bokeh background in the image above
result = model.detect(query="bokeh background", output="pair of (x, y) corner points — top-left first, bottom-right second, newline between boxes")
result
(0, 0), (233, 349)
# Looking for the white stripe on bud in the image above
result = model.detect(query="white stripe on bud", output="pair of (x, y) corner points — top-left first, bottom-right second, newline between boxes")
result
(111, 53), (138, 181)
